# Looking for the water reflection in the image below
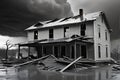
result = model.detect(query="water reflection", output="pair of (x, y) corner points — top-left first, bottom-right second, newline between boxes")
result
(0, 65), (118, 80)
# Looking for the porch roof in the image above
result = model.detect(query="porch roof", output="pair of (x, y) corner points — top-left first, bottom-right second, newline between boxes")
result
(18, 36), (93, 46)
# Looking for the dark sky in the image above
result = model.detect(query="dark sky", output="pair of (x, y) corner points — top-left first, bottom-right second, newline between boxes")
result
(0, 0), (120, 41)
(0, 0), (73, 36)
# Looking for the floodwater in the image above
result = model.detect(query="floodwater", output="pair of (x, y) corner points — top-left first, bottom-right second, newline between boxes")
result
(0, 64), (120, 80)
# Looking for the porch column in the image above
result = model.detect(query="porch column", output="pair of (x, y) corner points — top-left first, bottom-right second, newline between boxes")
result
(18, 45), (20, 59)
(74, 41), (77, 59)
(28, 47), (30, 57)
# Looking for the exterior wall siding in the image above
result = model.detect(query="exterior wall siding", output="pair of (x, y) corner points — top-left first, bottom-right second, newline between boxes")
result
(38, 29), (49, 40)
(54, 27), (64, 39)
(86, 22), (94, 37)
(27, 31), (34, 41)
(94, 15), (111, 61)
(27, 23), (94, 41)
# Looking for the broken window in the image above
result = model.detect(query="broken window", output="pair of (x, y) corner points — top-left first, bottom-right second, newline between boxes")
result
(98, 45), (101, 58)
(64, 27), (69, 37)
(49, 29), (53, 39)
(81, 23), (86, 36)
(34, 31), (38, 40)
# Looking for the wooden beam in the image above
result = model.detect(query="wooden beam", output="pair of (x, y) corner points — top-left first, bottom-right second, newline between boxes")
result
(13, 55), (50, 67)
(60, 56), (82, 72)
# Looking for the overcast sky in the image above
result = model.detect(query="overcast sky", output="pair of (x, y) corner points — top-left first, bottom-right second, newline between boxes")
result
(0, 0), (120, 48)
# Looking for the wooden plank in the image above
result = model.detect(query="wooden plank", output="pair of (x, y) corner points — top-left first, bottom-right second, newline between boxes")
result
(13, 55), (49, 67)
(60, 56), (82, 72)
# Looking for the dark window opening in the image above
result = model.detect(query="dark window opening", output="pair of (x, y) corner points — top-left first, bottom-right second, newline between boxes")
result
(81, 23), (86, 36)
(71, 46), (75, 59)
(106, 46), (108, 57)
(98, 28), (101, 38)
(43, 47), (47, 55)
(98, 46), (101, 58)
(34, 31), (38, 39)
(81, 45), (87, 58)
(81, 31), (85, 36)
(49, 29), (53, 38)
(64, 27), (69, 37)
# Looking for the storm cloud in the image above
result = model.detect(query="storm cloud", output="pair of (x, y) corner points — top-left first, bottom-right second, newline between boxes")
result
(0, 0), (73, 36)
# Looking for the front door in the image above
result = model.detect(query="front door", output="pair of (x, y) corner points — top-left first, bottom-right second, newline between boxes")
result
(81, 45), (87, 58)
(61, 46), (66, 58)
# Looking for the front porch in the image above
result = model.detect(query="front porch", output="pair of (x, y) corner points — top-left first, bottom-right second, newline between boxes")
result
(17, 36), (94, 61)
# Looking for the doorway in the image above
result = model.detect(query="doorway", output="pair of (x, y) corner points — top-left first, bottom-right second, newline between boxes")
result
(61, 46), (66, 58)
(81, 45), (87, 58)
(54, 46), (59, 58)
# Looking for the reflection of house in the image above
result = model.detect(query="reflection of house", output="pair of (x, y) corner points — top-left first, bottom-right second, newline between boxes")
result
(18, 9), (112, 62)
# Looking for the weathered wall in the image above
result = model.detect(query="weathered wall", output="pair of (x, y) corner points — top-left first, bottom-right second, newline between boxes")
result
(94, 15), (111, 61)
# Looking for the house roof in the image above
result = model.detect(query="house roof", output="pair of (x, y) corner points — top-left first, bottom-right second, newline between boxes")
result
(25, 11), (112, 32)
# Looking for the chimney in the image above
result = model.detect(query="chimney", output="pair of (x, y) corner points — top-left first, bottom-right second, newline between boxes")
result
(79, 9), (84, 21)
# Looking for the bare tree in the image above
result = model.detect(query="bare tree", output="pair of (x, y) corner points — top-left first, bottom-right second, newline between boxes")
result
(5, 40), (14, 61)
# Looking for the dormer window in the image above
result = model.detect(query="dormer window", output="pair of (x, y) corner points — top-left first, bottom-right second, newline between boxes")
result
(34, 31), (38, 40)
(49, 29), (53, 39)
(81, 23), (86, 36)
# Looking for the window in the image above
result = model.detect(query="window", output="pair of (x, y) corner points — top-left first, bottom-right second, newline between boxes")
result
(49, 29), (53, 38)
(98, 45), (101, 58)
(98, 28), (101, 38)
(64, 27), (69, 37)
(34, 31), (38, 39)
(106, 46), (108, 57)
(81, 23), (86, 36)
(105, 30), (107, 40)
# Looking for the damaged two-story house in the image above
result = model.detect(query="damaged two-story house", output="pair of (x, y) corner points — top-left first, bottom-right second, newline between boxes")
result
(18, 9), (112, 62)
